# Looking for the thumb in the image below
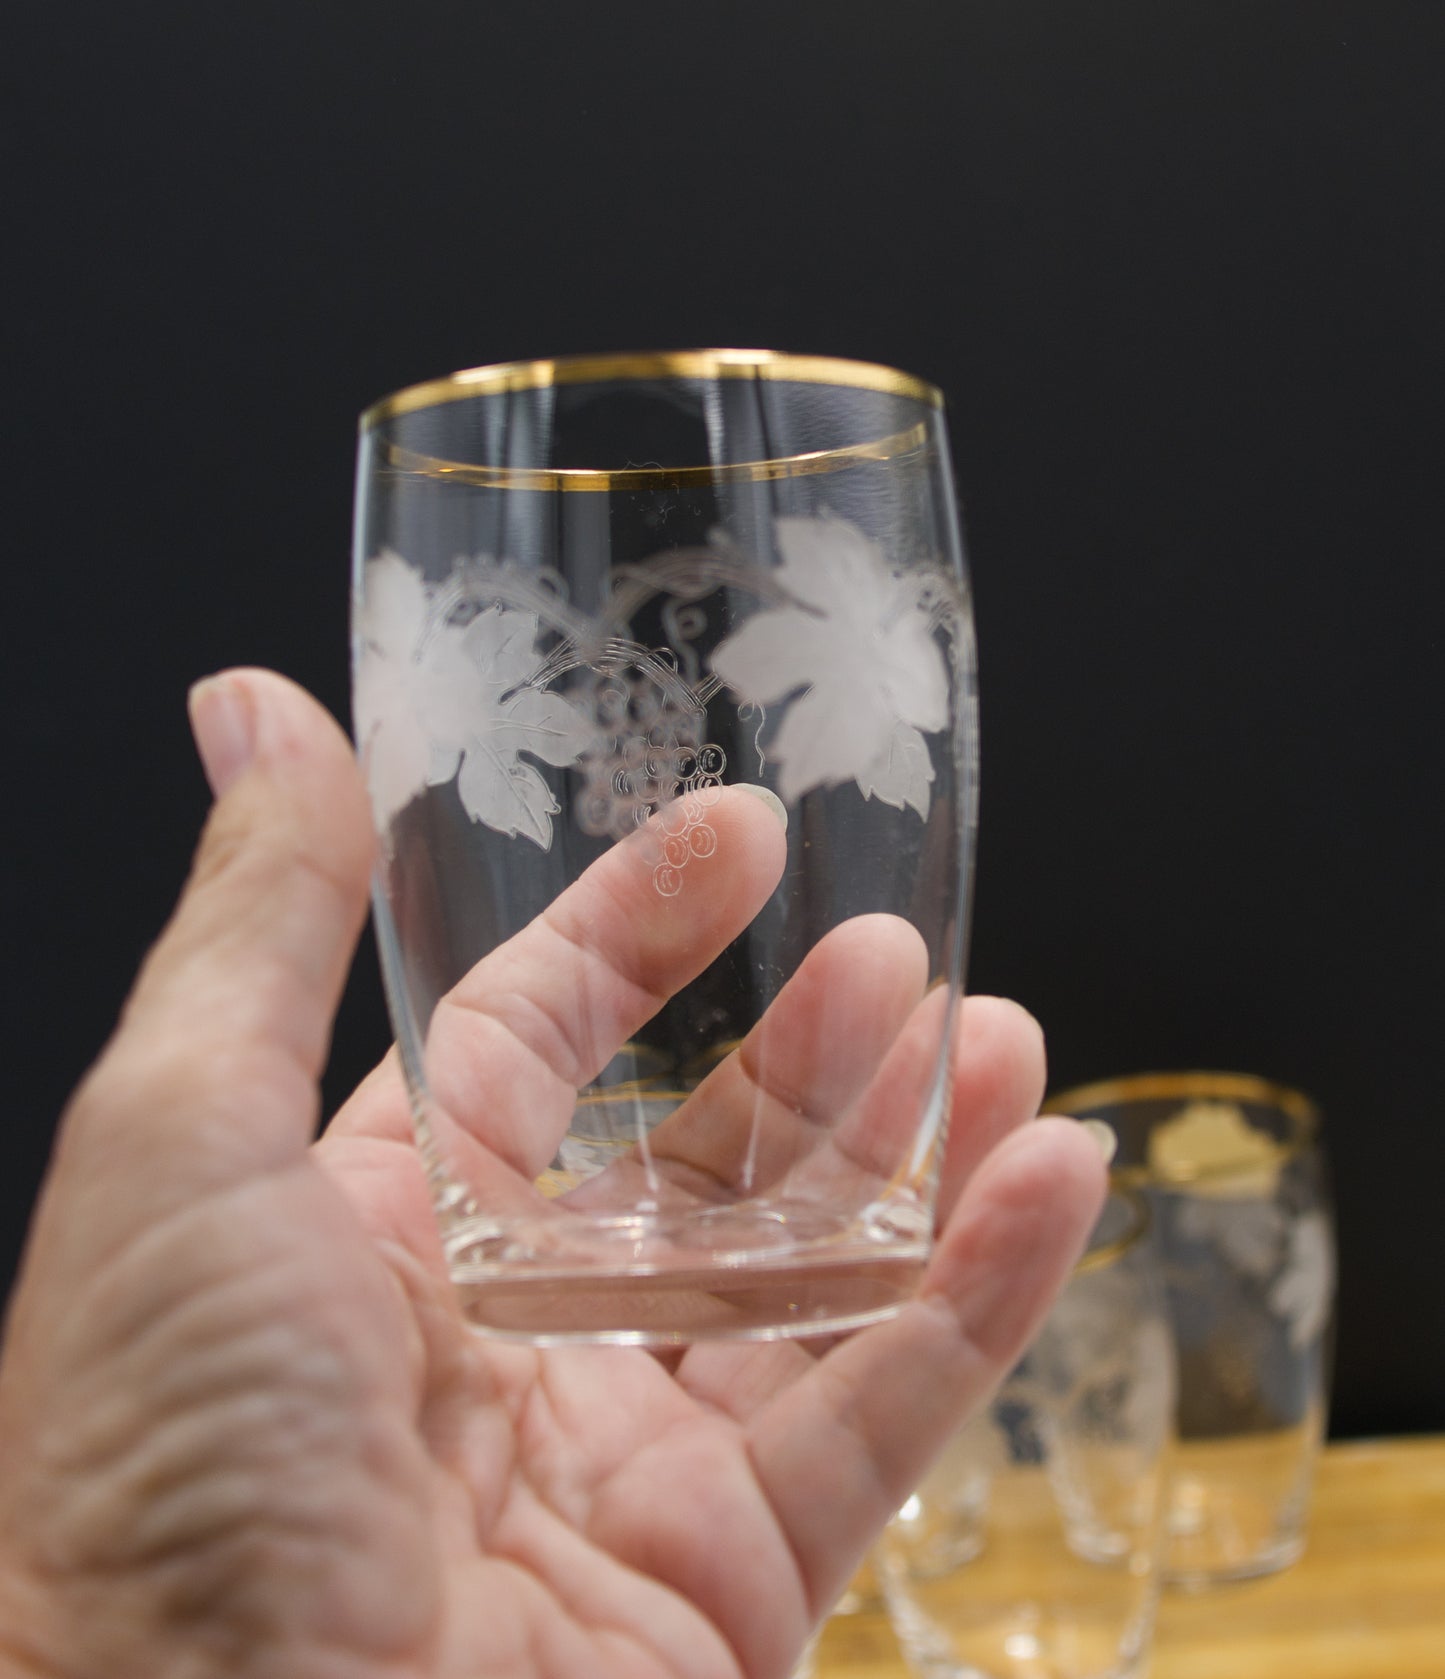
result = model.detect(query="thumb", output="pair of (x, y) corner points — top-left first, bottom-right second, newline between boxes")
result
(48, 669), (375, 1241)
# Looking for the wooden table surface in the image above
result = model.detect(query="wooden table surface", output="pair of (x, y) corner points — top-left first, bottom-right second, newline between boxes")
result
(813, 1435), (1445, 1678)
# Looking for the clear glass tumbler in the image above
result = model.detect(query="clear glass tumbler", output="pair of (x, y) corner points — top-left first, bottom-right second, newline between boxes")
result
(878, 1186), (1175, 1679)
(351, 350), (977, 1344)
(1051, 1072), (1336, 1586)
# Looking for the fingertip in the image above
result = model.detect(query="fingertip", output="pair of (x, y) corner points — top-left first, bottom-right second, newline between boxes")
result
(188, 673), (256, 798)
(956, 995), (1047, 1095)
(1079, 1117), (1120, 1164)
(708, 782), (789, 894)
(193, 667), (376, 890)
(973, 1114), (1110, 1222)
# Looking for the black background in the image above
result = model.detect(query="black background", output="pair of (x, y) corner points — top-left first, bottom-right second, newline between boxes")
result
(4, 3), (1442, 1437)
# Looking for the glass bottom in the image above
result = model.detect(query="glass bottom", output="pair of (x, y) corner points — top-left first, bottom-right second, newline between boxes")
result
(1163, 1424), (1318, 1586)
(445, 1199), (929, 1344)
(886, 1594), (1152, 1679)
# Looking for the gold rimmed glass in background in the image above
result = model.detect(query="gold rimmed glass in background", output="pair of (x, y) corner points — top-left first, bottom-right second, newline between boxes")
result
(351, 351), (977, 1345)
(876, 1185), (1175, 1679)
(1051, 1072), (1336, 1587)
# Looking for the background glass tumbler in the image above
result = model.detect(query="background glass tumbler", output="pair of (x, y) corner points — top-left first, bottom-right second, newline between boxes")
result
(351, 351), (978, 1345)
(1052, 1072), (1336, 1586)
(878, 1186), (1175, 1679)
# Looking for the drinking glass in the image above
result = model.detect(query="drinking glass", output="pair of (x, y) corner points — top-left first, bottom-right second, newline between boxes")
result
(877, 1186), (1175, 1679)
(1050, 1072), (1336, 1585)
(351, 350), (977, 1344)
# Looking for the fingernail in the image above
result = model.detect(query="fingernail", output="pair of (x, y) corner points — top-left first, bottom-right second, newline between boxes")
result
(735, 783), (788, 831)
(188, 675), (256, 797)
(1082, 1119), (1119, 1165)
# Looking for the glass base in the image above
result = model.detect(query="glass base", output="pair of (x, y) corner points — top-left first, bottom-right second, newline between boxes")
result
(1165, 1529), (1305, 1590)
(445, 1200), (929, 1344)
(887, 1596), (1153, 1679)
(1162, 1432), (1316, 1587)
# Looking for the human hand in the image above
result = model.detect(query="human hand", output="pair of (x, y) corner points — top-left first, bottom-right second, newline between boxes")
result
(0, 670), (1106, 1679)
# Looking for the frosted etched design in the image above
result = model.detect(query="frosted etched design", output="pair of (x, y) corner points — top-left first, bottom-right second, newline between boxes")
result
(355, 516), (960, 862)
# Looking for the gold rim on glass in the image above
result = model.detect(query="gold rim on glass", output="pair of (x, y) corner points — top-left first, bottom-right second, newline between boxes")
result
(359, 350), (943, 493)
(1047, 1070), (1321, 1186)
(362, 348), (943, 428)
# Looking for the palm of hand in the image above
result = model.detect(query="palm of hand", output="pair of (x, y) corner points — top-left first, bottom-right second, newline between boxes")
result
(0, 672), (1103, 1679)
(1, 1110), (817, 1679)
(308, 1112), (826, 1679)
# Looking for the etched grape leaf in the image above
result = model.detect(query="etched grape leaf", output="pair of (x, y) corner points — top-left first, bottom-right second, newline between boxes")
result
(354, 553), (594, 848)
(857, 722), (936, 820)
(1268, 1211), (1335, 1349)
(354, 552), (474, 832)
(709, 515), (949, 810)
(456, 751), (559, 849)
(449, 606), (595, 847)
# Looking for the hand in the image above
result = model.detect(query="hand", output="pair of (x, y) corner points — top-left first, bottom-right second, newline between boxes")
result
(0, 670), (1106, 1679)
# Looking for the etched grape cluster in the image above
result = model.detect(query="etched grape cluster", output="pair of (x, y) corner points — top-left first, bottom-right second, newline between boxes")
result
(573, 669), (726, 896)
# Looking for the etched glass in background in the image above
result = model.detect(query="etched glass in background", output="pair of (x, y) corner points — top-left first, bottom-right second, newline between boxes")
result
(877, 1187), (1174, 1679)
(1051, 1072), (1336, 1587)
(351, 352), (977, 1344)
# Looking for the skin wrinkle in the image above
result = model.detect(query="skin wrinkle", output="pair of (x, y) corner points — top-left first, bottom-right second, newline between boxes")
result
(879, 1290), (998, 1455)
(794, 1346), (895, 1519)
(920, 1141), (1082, 1364)
(606, 920), (926, 1205)
(540, 846), (676, 1003)
(5, 1180), (431, 1653)
(732, 919), (926, 1127)
(455, 913), (665, 1093)
(39, 1383), (353, 1580)
(741, 1433), (816, 1633)
(735, 1039), (837, 1136)
(50, 1364), (329, 1536)
(326, 1047), (580, 1234)
(602, 1421), (802, 1679)
(25, 1170), (384, 1410)
(423, 1000), (579, 1177)
(75, 1375), (423, 1574)
(463, 1464), (681, 1679)
(36, 1521), (319, 1661)
(632, 1038), (909, 1211)
(0, 1616), (70, 1679)
(489, 1487), (731, 1679)
(265, 1478), (435, 1659)
(594, 1630), (693, 1679)
(33, 1421), (439, 1673)
(52, 1049), (324, 1260)
(674, 1338), (818, 1430)
(421, 913), (680, 1182)
(516, 1352), (685, 1528)
(513, 1361), (586, 1528)
(496, 1367), (751, 1679)
(437, 1346), (530, 1542)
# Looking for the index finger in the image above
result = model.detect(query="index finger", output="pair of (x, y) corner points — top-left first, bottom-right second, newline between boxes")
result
(331, 785), (788, 1179)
